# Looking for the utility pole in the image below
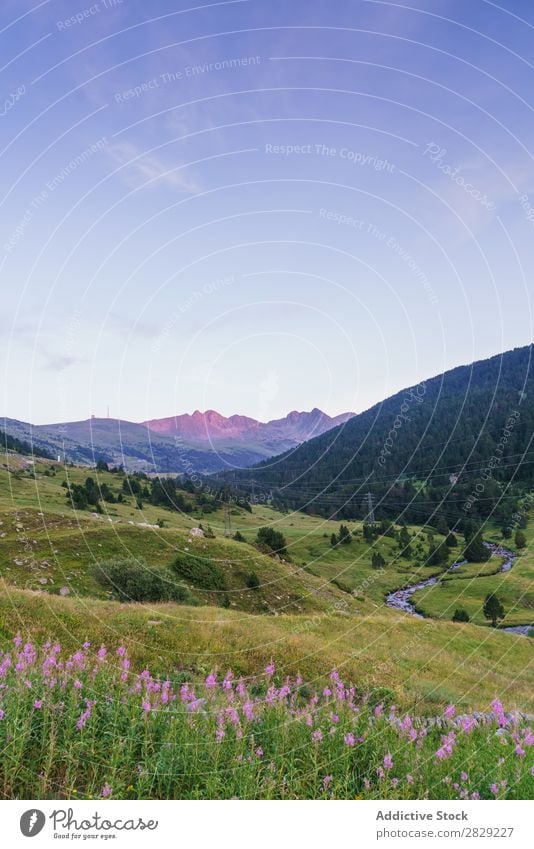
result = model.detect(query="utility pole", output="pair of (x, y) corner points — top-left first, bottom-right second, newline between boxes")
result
(365, 491), (375, 524)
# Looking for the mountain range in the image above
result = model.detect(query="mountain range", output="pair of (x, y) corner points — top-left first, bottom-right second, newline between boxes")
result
(2, 408), (354, 474)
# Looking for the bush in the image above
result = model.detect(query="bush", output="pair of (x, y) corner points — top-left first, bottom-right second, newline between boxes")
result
(515, 530), (527, 549)
(256, 527), (288, 557)
(172, 552), (227, 591)
(245, 572), (260, 590)
(233, 530), (246, 542)
(93, 558), (193, 603)
(452, 608), (470, 623)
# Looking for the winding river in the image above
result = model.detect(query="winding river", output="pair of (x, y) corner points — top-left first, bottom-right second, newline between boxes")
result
(385, 543), (532, 637)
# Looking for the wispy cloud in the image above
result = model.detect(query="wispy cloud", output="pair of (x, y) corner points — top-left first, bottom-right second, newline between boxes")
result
(106, 140), (199, 193)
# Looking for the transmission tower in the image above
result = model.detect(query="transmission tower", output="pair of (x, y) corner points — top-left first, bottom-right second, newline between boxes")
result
(365, 491), (375, 523)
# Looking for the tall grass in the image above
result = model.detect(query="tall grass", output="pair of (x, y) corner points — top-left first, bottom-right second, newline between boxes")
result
(0, 637), (532, 800)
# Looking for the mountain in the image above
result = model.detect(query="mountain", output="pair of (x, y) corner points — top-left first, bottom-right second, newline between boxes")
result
(230, 346), (534, 529)
(1, 409), (354, 475)
(143, 408), (354, 449)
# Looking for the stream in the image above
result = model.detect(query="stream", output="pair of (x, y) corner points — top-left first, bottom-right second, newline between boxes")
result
(385, 543), (532, 637)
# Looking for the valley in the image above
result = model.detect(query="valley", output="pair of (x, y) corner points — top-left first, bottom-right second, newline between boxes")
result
(0, 450), (532, 714)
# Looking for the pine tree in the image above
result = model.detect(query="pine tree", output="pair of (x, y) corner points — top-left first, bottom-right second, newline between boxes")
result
(372, 551), (385, 569)
(338, 524), (352, 545)
(483, 593), (505, 627)
(463, 530), (490, 562)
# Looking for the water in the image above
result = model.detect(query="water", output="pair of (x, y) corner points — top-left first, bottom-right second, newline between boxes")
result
(385, 543), (532, 637)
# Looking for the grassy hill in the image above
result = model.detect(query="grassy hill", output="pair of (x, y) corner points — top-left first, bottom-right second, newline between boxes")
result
(0, 451), (533, 715)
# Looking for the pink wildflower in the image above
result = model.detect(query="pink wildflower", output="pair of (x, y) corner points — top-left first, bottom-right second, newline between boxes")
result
(444, 704), (456, 721)
(33, 699), (43, 709)
(205, 673), (217, 690)
(515, 744), (525, 758)
(383, 753), (393, 770)
(265, 661), (275, 679)
(344, 733), (355, 747)
(255, 747), (263, 757)
(490, 783), (499, 796)
(100, 783), (112, 798)
(322, 775), (332, 790)
(312, 729), (323, 743)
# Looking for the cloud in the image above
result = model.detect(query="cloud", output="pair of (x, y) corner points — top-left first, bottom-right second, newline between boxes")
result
(106, 140), (199, 193)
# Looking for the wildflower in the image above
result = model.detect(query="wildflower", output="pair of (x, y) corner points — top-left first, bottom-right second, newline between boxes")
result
(344, 733), (355, 747)
(141, 700), (151, 713)
(255, 747), (263, 757)
(406, 774), (414, 785)
(323, 687), (332, 697)
(97, 646), (107, 662)
(100, 783), (112, 798)
(242, 701), (254, 722)
(515, 744), (525, 758)
(0, 709), (5, 720)
(435, 731), (457, 761)
(33, 699), (43, 709)
(312, 729), (323, 744)
(222, 671), (233, 692)
(391, 778), (399, 787)
(383, 753), (393, 770)
(400, 715), (413, 732)
(330, 713), (339, 724)
(322, 775), (332, 790)
(364, 779), (371, 790)
(205, 673), (217, 690)
(116, 646), (126, 657)
(490, 783), (499, 796)
(215, 728), (225, 742)
(461, 715), (476, 734)
(444, 704), (456, 721)
(471, 792), (480, 800)
(73, 679), (82, 690)
(461, 771), (469, 782)
(265, 661), (275, 679)
(374, 703), (383, 717)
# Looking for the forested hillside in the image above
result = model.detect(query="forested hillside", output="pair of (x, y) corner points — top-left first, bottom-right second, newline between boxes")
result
(228, 346), (534, 531)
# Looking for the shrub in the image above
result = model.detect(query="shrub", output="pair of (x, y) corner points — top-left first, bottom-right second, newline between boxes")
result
(93, 558), (193, 603)
(452, 608), (470, 622)
(515, 530), (527, 549)
(172, 552), (227, 591)
(256, 527), (288, 557)
(245, 572), (260, 590)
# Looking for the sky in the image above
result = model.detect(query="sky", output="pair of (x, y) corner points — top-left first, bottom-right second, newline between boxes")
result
(1, 0), (533, 425)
